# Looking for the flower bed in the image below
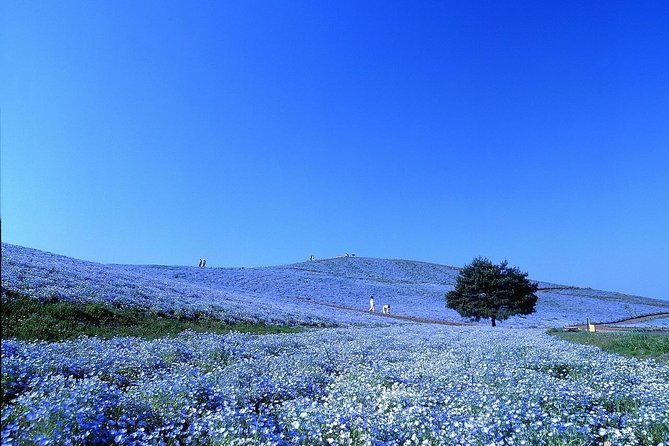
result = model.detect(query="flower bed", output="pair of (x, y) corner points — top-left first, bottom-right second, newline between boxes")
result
(3, 325), (668, 445)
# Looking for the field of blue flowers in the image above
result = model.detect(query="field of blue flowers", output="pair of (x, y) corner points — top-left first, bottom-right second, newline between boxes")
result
(0, 244), (388, 327)
(3, 326), (669, 445)
(3, 244), (669, 445)
(3, 244), (669, 328)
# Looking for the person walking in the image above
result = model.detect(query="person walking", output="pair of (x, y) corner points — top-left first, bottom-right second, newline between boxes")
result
(369, 295), (375, 312)
(202, 259), (207, 267)
(198, 259), (203, 267)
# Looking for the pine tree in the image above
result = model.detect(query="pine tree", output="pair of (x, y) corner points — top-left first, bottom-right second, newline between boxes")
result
(446, 257), (538, 327)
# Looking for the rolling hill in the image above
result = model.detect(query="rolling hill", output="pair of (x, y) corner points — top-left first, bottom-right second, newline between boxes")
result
(2, 243), (668, 328)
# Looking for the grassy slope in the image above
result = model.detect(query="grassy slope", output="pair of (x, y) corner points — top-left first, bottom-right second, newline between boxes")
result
(549, 329), (669, 363)
(1, 290), (303, 341)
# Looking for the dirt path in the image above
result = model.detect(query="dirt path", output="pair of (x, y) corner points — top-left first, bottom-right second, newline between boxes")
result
(297, 298), (472, 326)
(566, 312), (669, 332)
(300, 299), (669, 331)
(603, 312), (669, 325)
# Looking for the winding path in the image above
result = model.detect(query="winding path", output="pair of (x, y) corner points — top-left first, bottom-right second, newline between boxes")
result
(298, 298), (669, 330)
(599, 312), (669, 325)
(566, 312), (669, 332)
(297, 298), (472, 326)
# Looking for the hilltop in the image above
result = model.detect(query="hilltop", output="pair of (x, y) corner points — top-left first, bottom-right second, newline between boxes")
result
(2, 243), (668, 328)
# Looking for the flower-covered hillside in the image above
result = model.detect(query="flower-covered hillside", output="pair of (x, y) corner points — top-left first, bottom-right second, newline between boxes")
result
(3, 243), (668, 328)
(122, 255), (669, 327)
(0, 244), (389, 327)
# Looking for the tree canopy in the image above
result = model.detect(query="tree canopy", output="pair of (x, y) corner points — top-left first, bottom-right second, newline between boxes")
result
(446, 257), (538, 326)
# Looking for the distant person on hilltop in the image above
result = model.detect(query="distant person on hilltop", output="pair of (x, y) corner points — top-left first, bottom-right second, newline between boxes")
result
(198, 259), (203, 267)
(202, 259), (206, 267)
(369, 295), (375, 312)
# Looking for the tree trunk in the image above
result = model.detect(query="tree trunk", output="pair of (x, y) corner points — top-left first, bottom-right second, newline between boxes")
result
(491, 316), (496, 327)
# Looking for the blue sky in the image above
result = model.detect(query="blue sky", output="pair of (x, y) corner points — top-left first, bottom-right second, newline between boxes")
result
(2, 1), (668, 299)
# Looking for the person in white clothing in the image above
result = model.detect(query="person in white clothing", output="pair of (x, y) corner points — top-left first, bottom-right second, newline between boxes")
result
(369, 295), (375, 312)
(382, 304), (390, 315)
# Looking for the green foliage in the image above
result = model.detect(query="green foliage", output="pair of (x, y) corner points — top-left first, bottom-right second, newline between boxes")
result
(642, 422), (669, 446)
(538, 363), (581, 380)
(445, 257), (538, 326)
(601, 395), (641, 414)
(1, 290), (303, 341)
(549, 329), (669, 362)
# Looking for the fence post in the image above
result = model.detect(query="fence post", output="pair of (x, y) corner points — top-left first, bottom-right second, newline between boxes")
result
(586, 318), (596, 333)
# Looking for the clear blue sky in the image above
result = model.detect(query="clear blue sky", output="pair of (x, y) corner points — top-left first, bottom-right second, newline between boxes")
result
(2, 1), (668, 299)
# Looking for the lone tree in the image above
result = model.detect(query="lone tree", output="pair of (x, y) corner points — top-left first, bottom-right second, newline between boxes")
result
(446, 257), (538, 327)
